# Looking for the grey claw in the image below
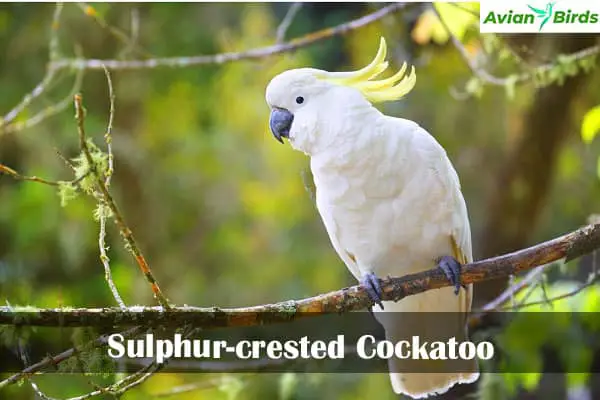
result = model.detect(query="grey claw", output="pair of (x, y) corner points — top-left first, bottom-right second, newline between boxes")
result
(360, 272), (384, 310)
(437, 255), (462, 295)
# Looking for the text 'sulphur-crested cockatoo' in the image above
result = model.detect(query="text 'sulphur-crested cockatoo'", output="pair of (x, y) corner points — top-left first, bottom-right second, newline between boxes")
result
(265, 37), (479, 398)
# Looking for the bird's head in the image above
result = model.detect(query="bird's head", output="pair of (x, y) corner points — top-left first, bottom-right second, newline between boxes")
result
(265, 37), (416, 155)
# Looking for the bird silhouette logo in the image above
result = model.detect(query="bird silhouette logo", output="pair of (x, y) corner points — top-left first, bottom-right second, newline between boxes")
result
(528, 2), (556, 31)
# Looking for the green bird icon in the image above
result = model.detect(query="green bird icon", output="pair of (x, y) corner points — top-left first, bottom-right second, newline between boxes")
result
(528, 2), (555, 31)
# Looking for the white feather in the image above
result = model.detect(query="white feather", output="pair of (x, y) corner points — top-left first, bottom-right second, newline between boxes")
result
(266, 67), (479, 397)
(310, 113), (478, 398)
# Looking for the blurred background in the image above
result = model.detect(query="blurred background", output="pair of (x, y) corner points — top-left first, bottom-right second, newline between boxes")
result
(0, 2), (599, 399)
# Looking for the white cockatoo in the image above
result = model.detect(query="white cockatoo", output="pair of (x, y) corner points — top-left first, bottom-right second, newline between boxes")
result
(265, 37), (479, 398)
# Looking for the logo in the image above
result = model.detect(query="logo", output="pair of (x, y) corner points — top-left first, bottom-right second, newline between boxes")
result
(528, 2), (555, 31)
(480, 0), (600, 33)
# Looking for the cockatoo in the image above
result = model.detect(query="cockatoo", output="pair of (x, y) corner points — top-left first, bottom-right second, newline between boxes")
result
(265, 37), (479, 398)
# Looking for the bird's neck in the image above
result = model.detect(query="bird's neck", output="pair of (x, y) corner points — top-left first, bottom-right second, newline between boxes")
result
(308, 104), (382, 158)
(308, 105), (385, 174)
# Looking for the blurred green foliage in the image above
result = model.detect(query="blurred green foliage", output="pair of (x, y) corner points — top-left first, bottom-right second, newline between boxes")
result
(1, 3), (600, 399)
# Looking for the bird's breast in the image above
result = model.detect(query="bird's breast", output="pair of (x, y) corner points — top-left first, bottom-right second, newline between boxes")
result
(311, 143), (456, 275)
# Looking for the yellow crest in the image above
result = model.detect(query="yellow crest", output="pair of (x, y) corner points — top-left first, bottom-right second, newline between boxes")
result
(316, 37), (416, 104)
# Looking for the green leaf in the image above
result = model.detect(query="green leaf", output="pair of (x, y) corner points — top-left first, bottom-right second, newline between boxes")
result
(581, 105), (600, 144)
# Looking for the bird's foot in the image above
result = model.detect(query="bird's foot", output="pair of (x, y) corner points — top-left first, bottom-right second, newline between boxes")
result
(360, 272), (384, 310)
(437, 255), (465, 295)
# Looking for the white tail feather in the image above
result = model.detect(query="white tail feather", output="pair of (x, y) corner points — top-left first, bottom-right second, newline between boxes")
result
(373, 286), (479, 398)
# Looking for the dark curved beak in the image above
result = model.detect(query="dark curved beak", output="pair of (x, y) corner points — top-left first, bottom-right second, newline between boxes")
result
(269, 108), (294, 144)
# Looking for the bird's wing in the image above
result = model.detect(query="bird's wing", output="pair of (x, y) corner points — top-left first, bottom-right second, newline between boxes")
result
(427, 136), (473, 313)
(450, 199), (473, 264)
(449, 174), (474, 315)
(528, 5), (547, 16)
(451, 232), (473, 315)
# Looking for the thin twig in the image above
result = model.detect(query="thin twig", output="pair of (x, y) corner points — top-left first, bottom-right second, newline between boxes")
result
(26, 328), (206, 399)
(276, 3), (302, 44)
(118, 6), (142, 59)
(0, 159), (93, 191)
(433, 6), (513, 86)
(0, 327), (142, 389)
(500, 270), (599, 310)
(536, 271), (553, 308)
(1, 222), (599, 329)
(55, 147), (77, 171)
(479, 264), (549, 312)
(98, 67), (126, 309)
(1, 66), (85, 135)
(30, 381), (57, 400)
(102, 66), (115, 188)
(73, 94), (170, 309)
(29, 361), (159, 400)
(77, 2), (152, 59)
(111, 328), (204, 397)
(110, 365), (161, 396)
(508, 274), (517, 310)
(49, 3), (408, 71)
(49, 2), (63, 61)
(38, 329), (199, 400)
(0, 163), (61, 187)
(0, 3), (64, 130)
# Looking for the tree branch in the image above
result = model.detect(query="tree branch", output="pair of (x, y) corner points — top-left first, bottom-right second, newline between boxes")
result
(1, 222), (598, 328)
(76, 3), (153, 59)
(0, 327), (143, 389)
(0, 3), (85, 136)
(0, 3), (63, 131)
(74, 94), (170, 309)
(479, 264), (549, 312)
(433, 6), (600, 87)
(48, 3), (408, 71)
(0, 161), (90, 187)
(0, 163), (61, 186)
(276, 3), (303, 44)
(97, 67), (126, 309)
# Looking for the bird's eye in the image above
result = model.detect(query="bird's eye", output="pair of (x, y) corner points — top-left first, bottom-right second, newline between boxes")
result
(295, 96), (304, 105)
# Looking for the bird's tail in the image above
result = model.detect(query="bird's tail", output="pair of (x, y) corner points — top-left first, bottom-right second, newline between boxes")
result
(373, 285), (479, 398)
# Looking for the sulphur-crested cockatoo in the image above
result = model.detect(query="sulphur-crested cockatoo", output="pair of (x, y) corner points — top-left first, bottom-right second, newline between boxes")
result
(265, 37), (479, 398)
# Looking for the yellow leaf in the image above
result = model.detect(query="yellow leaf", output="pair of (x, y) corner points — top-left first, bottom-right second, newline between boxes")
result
(581, 105), (600, 144)
(85, 5), (97, 17)
(411, 11), (440, 45)
(411, 3), (479, 45)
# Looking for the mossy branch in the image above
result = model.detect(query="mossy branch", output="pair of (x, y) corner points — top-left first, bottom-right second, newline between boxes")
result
(1, 222), (598, 329)
(74, 94), (171, 310)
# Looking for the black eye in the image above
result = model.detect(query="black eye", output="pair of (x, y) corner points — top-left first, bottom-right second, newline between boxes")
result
(295, 96), (304, 104)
